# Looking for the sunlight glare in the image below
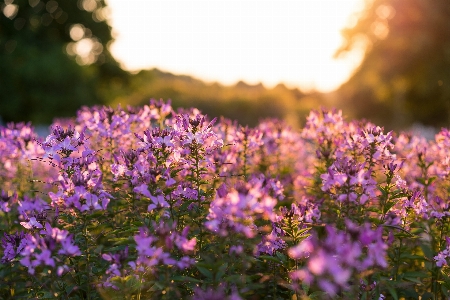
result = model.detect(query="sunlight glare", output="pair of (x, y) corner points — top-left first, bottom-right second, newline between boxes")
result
(106, 0), (364, 92)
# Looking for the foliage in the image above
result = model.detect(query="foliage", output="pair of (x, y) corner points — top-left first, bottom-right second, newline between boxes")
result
(0, 100), (449, 299)
(108, 68), (322, 128)
(336, 0), (450, 129)
(0, 0), (127, 124)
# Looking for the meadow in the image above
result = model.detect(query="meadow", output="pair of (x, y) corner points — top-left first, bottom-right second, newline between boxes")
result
(0, 99), (449, 299)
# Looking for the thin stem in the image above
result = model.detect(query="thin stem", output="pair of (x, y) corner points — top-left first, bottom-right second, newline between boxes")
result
(83, 215), (91, 300)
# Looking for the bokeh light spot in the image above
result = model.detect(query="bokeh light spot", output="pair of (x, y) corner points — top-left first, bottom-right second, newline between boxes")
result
(28, 0), (40, 8)
(5, 40), (17, 53)
(70, 24), (85, 41)
(3, 4), (18, 19)
(78, 0), (97, 12)
(46, 0), (58, 13)
(371, 21), (389, 40)
(14, 18), (26, 30)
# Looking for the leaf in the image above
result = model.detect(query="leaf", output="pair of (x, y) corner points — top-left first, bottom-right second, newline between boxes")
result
(172, 276), (202, 283)
(36, 291), (55, 299)
(124, 275), (141, 290)
(259, 255), (282, 264)
(390, 190), (408, 199)
(382, 224), (414, 236)
(416, 177), (427, 186)
(420, 243), (434, 260)
(301, 281), (310, 294)
(148, 281), (165, 291)
(420, 292), (434, 300)
(385, 282), (399, 300)
(275, 252), (287, 263)
(108, 237), (134, 245)
(105, 245), (129, 252)
(400, 253), (426, 260)
(378, 186), (388, 197)
(215, 263), (228, 281)
(196, 266), (213, 280)
(383, 200), (397, 214)
(65, 285), (77, 295)
(401, 271), (428, 278)
(409, 227), (424, 235)
(403, 277), (423, 284)
(308, 291), (328, 299)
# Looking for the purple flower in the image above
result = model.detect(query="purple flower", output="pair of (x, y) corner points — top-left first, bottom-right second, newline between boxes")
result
(288, 221), (387, 296)
(256, 228), (287, 255)
(0, 190), (16, 212)
(434, 237), (450, 267)
(18, 223), (80, 275)
(148, 194), (170, 212)
(205, 176), (279, 238)
(133, 184), (152, 198)
(80, 193), (101, 212)
(133, 223), (196, 270)
(20, 216), (44, 230)
(1, 231), (28, 263)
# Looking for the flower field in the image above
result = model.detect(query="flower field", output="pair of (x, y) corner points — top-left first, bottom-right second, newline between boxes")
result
(0, 99), (449, 299)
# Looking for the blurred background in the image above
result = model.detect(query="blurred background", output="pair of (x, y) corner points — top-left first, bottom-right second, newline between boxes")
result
(0, 0), (449, 132)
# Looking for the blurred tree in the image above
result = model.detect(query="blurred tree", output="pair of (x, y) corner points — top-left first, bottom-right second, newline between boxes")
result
(109, 68), (317, 128)
(0, 0), (127, 124)
(336, 0), (450, 129)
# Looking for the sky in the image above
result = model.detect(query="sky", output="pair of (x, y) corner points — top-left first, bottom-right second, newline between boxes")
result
(106, 0), (365, 92)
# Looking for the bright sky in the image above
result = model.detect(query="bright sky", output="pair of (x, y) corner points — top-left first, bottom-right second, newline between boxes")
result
(106, 0), (364, 92)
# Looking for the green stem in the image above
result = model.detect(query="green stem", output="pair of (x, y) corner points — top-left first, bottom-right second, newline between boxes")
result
(192, 144), (204, 253)
(242, 137), (248, 179)
(394, 238), (402, 281)
(83, 215), (91, 300)
(432, 221), (445, 298)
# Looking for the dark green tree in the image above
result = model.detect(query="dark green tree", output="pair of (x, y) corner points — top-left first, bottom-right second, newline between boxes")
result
(336, 0), (450, 129)
(0, 0), (127, 124)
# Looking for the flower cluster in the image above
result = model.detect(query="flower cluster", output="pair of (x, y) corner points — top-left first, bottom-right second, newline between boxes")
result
(0, 101), (449, 299)
(289, 221), (387, 296)
(133, 222), (196, 269)
(205, 176), (282, 238)
(19, 223), (80, 275)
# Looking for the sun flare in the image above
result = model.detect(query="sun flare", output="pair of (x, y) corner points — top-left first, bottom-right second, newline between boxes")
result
(106, 0), (364, 92)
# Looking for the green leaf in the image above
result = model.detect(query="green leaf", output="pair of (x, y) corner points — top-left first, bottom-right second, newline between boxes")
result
(401, 271), (428, 278)
(108, 237), (134, 245)
(65, 285), (77, 295)
(409, 227), (424, 235)
(196, 266), (213, 280)
(148, 281), (165, 291)
(301, 281), (310, 294)
(172, 276), (202, 283)
(403, 277), (423, 284)
(36, 291), (55, 299)
(259, 255), (282, 264)
(106, 245), (130, 252)
(386, 282), (399, 300)
(378, 185), (388, 197)
(215, 263), (228, 281)
(420, 243), (434, 260)
(275, 252), (287, 263)
(383, 200), (397, 214)
(308, 291), (328, 299)
(382, 224), (414, 236)
(420, 292), (434, 300)
(400, 253), (426, 260)
(416, 177), (427, 185)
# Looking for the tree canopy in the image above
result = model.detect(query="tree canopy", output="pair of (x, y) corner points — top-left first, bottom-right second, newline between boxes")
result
(336, 0), (450, 129)
(0, 0), (127, 124)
